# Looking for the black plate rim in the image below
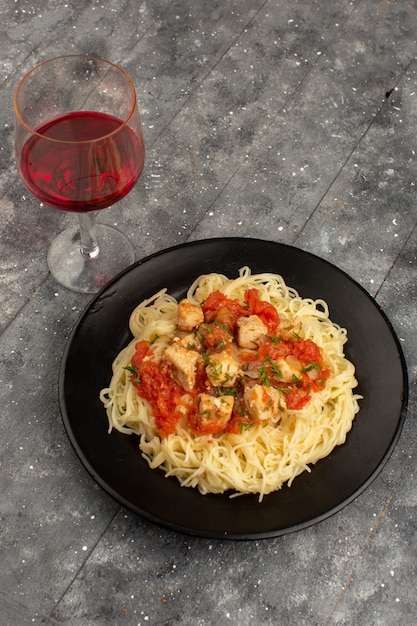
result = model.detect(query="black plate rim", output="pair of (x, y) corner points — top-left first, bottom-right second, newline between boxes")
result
(59, 237), (409, 539)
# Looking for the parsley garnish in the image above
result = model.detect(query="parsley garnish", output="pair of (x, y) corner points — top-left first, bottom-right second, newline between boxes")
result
(213, 320), (231, 332)
(270, 362), (283, 378)
(124, 364), (141, 383)
(239, 421), (254, 433)
(259, 364), (271, 387)
(302, 362), (321, 373)
(268, 334), (281, 343)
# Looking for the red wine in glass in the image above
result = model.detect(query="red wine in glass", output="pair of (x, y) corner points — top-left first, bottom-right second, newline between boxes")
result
(14, 55), (145, 293)
(20, 111), (144, 213)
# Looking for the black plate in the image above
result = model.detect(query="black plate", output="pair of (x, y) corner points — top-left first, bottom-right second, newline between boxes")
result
(59, 238), (408, 539)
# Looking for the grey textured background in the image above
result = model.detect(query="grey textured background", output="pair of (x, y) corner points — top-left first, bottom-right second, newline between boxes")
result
(0, 1), (416, 624)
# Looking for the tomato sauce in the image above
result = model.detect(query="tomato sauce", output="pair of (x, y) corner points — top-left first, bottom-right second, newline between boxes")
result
(129, 289), (331, 437)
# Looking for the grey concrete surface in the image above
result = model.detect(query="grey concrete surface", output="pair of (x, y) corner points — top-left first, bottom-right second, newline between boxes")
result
(0, 1), (416, 624)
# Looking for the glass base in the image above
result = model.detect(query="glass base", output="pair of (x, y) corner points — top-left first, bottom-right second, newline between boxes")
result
(47, 223), (135, 293)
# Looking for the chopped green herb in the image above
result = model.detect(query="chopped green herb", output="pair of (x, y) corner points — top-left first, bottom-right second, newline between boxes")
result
(210, 363), (223, 379)
(270, 362), (283, 378)
(124, 364), (141, 383)
(239, 421), (254, 433)
(276, 386), (290, 394)
(217, 387), (236, 397)
(213, 320), (231, 331)
(268, 335), (281, 343)
(215, 340), (227, 350)
(302, 362), (321, 373)
(259, 364), (271, 387)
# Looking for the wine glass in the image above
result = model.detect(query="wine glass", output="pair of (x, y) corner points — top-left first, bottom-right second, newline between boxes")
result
(14, 55), (145, 293)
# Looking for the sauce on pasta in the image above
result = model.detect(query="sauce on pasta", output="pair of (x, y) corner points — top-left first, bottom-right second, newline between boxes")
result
(100, 268), (361, 501)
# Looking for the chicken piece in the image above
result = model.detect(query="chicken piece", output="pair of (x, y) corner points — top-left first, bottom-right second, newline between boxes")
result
(206, 350), (241, 387)
(197, 393), (234, 431)
(274, 356), (302, 383)
(164, 341), (200, 391)
(178, 332), (203, 352)
(278, 315), (301, 341)
(177, 299), (204, 332)
(236, 315), (268, 349)
(243, 384), (283, 422)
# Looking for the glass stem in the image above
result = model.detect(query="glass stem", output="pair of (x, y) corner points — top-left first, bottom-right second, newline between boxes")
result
(78, 212), (100, 259)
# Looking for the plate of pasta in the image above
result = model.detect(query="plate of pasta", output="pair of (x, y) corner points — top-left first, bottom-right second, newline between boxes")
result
(59, 237), (408, 538)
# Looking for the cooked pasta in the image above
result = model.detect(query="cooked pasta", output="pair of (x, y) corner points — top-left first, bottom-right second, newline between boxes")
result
(100, 267), (361, 501)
